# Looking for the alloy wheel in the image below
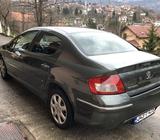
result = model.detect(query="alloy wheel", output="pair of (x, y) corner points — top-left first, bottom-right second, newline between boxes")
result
(50, 94), (67, 125)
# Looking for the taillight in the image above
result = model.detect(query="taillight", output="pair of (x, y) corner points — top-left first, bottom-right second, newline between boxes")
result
(88, 74), (125, 95)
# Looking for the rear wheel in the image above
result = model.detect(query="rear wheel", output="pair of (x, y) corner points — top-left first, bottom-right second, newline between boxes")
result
(0, 58), (9, 79)
(49, 89), (74, 129)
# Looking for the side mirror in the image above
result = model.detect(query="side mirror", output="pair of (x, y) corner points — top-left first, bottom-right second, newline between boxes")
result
(15, 50), (21, 57)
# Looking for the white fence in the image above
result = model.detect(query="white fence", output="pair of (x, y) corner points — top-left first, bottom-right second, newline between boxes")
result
(0, 21), (2, 33)
(0, 21), (11, 36)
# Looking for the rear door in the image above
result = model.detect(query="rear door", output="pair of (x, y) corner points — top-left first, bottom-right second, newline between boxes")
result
(23, 31), (64, 96)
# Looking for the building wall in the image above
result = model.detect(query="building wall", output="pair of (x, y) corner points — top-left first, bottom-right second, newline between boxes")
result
(122, 28), (146, 49)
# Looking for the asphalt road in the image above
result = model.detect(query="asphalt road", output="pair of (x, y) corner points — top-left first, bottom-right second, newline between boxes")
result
(0, 34), (160, 140)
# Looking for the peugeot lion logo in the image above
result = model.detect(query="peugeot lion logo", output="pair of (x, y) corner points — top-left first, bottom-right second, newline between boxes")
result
(146, 71), (152, 80)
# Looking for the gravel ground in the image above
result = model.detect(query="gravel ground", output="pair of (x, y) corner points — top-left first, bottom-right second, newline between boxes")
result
(0, 34), (160, 140)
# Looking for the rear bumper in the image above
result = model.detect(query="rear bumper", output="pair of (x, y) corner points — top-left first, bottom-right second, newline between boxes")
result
(74, 86), (160, 129)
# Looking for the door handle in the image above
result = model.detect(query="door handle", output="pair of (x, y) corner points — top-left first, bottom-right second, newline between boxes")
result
(41, 63), (50, 69)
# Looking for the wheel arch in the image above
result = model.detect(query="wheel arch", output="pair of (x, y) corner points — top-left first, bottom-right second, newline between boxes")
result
(47, 82), (75, 112)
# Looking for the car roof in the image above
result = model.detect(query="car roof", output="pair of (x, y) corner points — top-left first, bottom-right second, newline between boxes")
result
(26, 26), (106, 35)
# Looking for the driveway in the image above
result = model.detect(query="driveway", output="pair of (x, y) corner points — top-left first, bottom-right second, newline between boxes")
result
(0, 34), (160, 140)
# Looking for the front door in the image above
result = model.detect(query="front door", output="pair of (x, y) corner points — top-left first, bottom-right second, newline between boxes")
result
(4, 30), (39, 82)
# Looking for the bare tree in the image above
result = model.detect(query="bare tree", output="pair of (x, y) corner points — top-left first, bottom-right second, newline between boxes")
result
(33, 0), (44, 26)
(46, 7), (57, 26)
(25, 0), (45, 26)
(29, 0), (61, 26)
(29, 0), (54, 26)
(0, 0), (11, 34)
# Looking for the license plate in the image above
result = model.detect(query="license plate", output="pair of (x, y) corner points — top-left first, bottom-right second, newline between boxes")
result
(132, 108), (155, 124)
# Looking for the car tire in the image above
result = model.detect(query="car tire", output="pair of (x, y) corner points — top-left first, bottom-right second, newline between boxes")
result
(49, 89), (74, 129)
(0, 58), (9, 80)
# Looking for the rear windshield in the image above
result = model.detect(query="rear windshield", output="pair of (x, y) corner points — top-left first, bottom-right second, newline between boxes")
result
(70, 31), (138, 56)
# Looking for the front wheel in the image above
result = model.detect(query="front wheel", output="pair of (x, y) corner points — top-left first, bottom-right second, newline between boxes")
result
(49, 90), (74, 129)
(0, 58), (9, 79)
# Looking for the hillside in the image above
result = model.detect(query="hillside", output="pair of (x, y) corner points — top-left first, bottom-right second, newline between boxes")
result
(83, 0), (160, 12)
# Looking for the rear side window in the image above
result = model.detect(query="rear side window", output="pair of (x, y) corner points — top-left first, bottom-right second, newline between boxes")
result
(40, 33), (61, 47)
(70, 32), (137, 56)
(33, 32), (62, 55)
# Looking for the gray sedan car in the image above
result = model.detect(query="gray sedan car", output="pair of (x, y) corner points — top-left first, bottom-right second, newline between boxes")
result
(0, 27), (160, 129)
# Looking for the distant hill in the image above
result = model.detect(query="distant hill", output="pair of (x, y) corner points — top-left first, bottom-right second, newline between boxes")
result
(83, 0), (160, 12)
(123, 0), (160, 12)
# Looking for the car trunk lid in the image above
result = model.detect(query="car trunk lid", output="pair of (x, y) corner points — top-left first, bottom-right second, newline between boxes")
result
(88, 51), (160, 97)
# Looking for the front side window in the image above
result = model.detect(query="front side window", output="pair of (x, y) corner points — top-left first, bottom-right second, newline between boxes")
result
(14, 31), (38, 50)
(70, 31), (138, 56)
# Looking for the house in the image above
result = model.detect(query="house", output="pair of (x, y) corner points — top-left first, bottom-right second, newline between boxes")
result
(122, 24), (160, 49)
(154, 21), (160, 27)
(9, 12), (35, 33)
(119, 15), (127, 23)
(74, 18), (83, 27)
